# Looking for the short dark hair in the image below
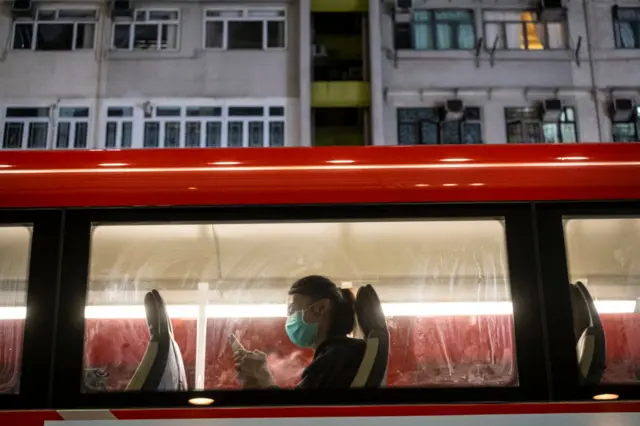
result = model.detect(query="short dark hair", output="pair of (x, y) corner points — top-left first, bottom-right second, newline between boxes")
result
(289, 275), (356, 337)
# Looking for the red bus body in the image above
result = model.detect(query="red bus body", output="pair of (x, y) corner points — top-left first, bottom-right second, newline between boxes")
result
(1, 144), (639, 425)
(0, 144), (639, 208)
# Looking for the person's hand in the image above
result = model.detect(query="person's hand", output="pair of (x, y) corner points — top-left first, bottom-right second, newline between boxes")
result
(233, 349), (275, 389)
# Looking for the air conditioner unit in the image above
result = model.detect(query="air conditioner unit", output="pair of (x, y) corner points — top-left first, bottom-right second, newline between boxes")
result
(444, 100), (465, 121)
(312, 44), (327, 57)
(112, 0), (134, 18)
(610, 98), (634, 122)
(538, 0), (565, 22)
(11, 0), (34, 18)
(395, 0), (413, 11)
(541, 99), (563, 121)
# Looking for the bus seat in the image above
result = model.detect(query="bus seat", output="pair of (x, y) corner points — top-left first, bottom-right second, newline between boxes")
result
(350, 284), (389, 388)
(126, 290), (187, 391)
(570, 281), (606, 385)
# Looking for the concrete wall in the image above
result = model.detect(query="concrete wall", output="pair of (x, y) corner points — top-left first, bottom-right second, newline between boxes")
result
(379, 0), (640, 145)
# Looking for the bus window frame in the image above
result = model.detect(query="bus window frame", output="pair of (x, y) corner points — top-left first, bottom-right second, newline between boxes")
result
(0, 209), (63, 410)
(535, 201), (640, 402)
(47, 202), (549, 410)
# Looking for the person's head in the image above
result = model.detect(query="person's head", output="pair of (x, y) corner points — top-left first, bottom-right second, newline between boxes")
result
(285, 275), (356, 348)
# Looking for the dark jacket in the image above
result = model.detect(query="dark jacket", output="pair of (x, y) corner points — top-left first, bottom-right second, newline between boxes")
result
(297, 337), (366, 388)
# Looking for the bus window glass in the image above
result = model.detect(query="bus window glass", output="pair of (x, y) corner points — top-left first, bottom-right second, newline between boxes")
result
(564, 218), (640, 384)
(84, 219), (516, 392)
(0, 226), (31, 394)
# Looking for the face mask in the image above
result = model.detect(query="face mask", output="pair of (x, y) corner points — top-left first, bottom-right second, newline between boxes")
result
(285, 310), (318, 348)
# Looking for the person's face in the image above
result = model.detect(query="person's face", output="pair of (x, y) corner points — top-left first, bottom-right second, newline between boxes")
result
(287, 293), (330, 324)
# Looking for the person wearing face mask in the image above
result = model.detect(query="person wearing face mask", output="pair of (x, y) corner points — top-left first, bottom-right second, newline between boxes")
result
(233, 275), (366, 388)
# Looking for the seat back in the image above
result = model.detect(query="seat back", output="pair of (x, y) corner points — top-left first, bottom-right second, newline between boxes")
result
(126, 290), (187, 391)
(570, 281), (606, 385)
(350, 284), (389, 388)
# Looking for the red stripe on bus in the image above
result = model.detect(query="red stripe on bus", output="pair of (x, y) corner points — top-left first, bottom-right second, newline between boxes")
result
(0, 410), (62, 425)
(112, 402), (640, 420)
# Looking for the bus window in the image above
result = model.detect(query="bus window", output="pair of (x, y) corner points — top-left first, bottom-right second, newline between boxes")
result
(84, 219), (516, 392)
(564, 218), (640, 384)
(0, 226), (31, 394)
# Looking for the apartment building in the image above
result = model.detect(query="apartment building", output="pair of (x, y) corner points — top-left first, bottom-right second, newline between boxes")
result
(0, 0), (638, 149)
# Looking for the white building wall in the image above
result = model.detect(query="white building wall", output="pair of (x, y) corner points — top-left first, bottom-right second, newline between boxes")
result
(0, 0), (301, 147)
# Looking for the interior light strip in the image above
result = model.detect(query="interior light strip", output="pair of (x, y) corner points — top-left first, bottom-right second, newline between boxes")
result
(0, 300), (635, 320)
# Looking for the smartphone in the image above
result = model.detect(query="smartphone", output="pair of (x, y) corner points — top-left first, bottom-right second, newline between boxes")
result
(228, 333), (245, 354)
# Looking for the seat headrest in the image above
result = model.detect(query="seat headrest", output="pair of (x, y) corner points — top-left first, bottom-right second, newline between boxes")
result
(355, 284), (388, 337)
(144, 289), (173, 341)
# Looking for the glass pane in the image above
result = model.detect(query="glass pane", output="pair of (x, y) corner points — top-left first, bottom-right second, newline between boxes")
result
(547, 23), (566, 49)
(59, 107), (89, 118)
(248, 122), (264, 147)
(185, 122), (201, 147)
(267, 21), (285, 48)
(74, 122), (89, 148)
(560, 123), (577, 143)
(564, 218), (640, 384)
(458, 23), (475, 49)
(149, 11), (179, 21)
(484, 23), (501, 48)
(227, 121), (243, 147)
(269, 107), (284, 117)
(506, 122), (523, 144)
(105, 122), (117, 148)
(613, 123), (637, 142)
(6, 108), (49, 118)
(412, 23), (431, 50)
(82, 220), (515, 391)
(0, 226), (32, 394)
(228, 107), (264, 117)
(107, 107), (134, 118)
(420, 121), (438, 144)
(435, 23), (453, 49)
(441, 121), (461, 144)
(160, 24), (178, 49)
(205, 122), (221, 147)
(113, 24), (131, 49)
(12, 23), (33, 50)
(227, 21), (262, 49)
(121, 122), (133, 148)
(134, 24), (159, 49)
(543, 123), (559, 143)
(268, 122), (284, 147)
(56, 122), (71, 148)
(75, 23), (95, 49)
(27, 123), (48, 149)
(462, 122), (483, 144)
(3, 123), (24, 149)
(186, 107), (221, 117)
(156, 107), (181, 117)
(398, 123), (417, 145)
(35, 23), (74, 50)
(205, 21), (223, 48)
(505, 23), (523, 49)
(143, 122), (160, 148)
(164, 122), (181, 148)
(525, 123), (542, 143)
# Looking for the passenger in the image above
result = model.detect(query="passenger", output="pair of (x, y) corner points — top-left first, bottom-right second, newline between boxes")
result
(234, 275), (366, 388)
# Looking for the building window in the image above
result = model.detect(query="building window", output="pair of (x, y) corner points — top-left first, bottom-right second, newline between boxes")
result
(131, 104), (285, 148)
(612, 106), (640, 142)
(204, 9), (286, 50)
(397, 107), (482, 145)
(55, 107), (89, 149)
(613, 7), (640, 49)
(12, 9), (96, 51)
(395, 9), (475, 50)
(2, 107), (49, 149)
(483, 10), (567, 50)
(105, 107), (134, 149)
(505, 107), (577, 143)
(112, 9), (179, 50)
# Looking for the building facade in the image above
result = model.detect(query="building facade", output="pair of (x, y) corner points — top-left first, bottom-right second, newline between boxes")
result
(0, 0), (638, 149)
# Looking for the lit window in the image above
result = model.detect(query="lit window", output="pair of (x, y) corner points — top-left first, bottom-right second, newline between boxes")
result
(12, 9), (96, 51)
(395, 9), (475, 50)
(204, 9), (286, 50)
(505, 107), (577, 143)
(483, 10), (567, 50)
(112, 9), (179, 51)
(397, 107), (483, 145)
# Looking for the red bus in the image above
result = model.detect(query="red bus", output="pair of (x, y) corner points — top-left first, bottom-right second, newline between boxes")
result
(0, 144), (639, 425)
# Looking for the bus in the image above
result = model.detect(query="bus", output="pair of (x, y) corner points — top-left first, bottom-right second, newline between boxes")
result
(0, 143), (639, 425)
